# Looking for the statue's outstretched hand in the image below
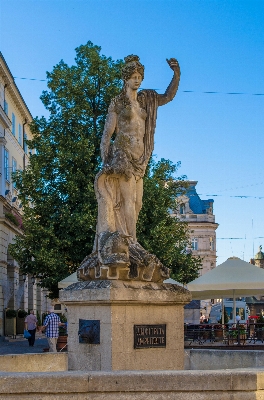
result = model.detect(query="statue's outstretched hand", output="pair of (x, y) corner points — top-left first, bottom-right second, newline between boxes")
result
(166, 58), (180, 77)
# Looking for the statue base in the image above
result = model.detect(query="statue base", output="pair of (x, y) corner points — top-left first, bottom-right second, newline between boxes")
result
(59, 280), (191, 371)
(77, 235), (170, 282)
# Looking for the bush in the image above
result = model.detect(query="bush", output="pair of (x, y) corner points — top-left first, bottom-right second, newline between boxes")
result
(6, 309), (17, 318)
(17, 309), (28, 318)
(59, 314), (67, 323)
(5, 212), (19, 226)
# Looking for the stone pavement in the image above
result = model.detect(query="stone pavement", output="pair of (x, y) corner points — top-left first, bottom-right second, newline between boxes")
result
(0, 334), (49, 355)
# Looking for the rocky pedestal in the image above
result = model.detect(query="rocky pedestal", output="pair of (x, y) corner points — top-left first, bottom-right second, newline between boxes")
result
(60, 280), (191, 371)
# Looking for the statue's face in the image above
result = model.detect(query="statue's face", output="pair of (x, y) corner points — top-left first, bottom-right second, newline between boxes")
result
(127, 71), (142, 90)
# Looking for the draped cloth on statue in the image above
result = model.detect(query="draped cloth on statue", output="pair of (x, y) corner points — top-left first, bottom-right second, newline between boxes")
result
(78, 89), (170, 281)
(94, 90), (159, 249)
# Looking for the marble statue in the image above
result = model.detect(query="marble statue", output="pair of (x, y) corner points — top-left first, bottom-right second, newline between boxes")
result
(78, 55), (180, 282)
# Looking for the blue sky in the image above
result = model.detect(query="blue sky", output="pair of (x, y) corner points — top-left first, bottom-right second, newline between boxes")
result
(1, 0), (263, 264)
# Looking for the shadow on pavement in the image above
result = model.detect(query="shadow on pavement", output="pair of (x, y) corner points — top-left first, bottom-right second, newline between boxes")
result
(0, 336), (49, 355)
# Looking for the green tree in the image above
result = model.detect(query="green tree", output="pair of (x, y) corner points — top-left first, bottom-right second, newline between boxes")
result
(10, 41), (201, 297)
(137, 158), (202, 284)
(9, 41), (123, 297)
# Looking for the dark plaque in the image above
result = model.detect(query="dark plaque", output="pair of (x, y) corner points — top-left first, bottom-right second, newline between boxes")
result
(134, 324), (166, 349)
(78, 319), (100, 344)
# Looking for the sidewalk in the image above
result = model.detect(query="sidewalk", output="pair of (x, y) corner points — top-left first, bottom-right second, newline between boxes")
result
(0, 334), (49, 355)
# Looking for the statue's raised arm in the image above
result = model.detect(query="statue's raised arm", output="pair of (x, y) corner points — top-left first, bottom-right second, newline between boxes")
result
(157, 58), (181, 106)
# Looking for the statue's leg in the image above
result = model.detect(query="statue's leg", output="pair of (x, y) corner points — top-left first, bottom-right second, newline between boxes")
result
(119, 175), (137, 242)
(135, 177), (143, 222)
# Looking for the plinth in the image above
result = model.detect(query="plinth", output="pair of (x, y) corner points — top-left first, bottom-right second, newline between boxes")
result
(59, 280), (191, 371)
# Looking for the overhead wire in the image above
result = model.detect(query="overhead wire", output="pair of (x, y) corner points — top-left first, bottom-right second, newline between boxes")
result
(12, 77), (264, 96)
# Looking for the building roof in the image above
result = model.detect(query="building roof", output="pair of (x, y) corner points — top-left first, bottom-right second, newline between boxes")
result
(184, 300), (200, 309)
(0, 52), (33, 121)
(186, 181), (214, 214)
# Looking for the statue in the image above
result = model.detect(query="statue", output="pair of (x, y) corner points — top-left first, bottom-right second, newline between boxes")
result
(78, 55), (180, 282)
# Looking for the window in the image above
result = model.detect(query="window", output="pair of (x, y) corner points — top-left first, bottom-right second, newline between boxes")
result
(4, 100), (8, 115)
(12, 158), (17, 188)
(179, 204), (185, 214)
(12, 113), (16, 136)
(24, 133), (28, 154)
(191, 237), (198, 251)
(210, 237), (214, 251)
(4, 149), (9, 181)
(18, 124), (22, 145)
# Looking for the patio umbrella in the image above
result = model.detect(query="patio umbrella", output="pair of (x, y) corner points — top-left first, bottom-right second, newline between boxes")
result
(58, 272), (78, 289)
(188, 257), (264, 323)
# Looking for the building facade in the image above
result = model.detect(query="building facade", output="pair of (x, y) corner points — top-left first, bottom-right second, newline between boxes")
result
(172, 181), (218, 276)
(250, 246), (264, 269)
(0, 53), (49, 337)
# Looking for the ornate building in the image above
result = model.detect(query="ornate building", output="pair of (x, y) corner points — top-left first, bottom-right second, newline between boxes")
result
(172, 180), (218, 276)
(250, 246), (264, 269)
(0, 53), (50, 337)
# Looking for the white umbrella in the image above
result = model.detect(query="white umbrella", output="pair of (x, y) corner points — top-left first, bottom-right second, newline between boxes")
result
(58, 272), (78, 288)
(188, 256), (264, 323)
(164, 278), (183, 285)
(188, 257), (264, 298)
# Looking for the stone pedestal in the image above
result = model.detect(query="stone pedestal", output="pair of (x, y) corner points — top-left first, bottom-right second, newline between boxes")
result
(60, 280), (191, 371)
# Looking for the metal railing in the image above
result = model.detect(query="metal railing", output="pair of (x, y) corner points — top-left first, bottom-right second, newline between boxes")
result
(184, 323), (264, 346)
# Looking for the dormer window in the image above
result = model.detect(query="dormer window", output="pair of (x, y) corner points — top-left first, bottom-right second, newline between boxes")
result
(179, 204), (185, 214)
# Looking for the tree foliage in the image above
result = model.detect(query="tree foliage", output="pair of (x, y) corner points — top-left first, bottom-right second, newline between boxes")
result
(9, 41), (201, 297)
(9, 42), (124, 296)
(137, 158), (202, 284)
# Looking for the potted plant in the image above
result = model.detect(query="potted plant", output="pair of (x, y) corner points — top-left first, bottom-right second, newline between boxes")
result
(238, 324), (247, 342)
(213, 324), (224, 341)
(5, 309), (17, 336)
(228, 325), (247, 344)
(16, 309), (28, 334)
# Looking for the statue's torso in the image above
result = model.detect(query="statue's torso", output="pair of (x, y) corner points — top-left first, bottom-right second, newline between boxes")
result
(114, 100), (147, 160)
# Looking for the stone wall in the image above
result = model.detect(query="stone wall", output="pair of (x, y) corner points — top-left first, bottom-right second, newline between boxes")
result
(0, 353), (68, 372)
(185, 348), (264, 370)
(0, 369), (264, 399)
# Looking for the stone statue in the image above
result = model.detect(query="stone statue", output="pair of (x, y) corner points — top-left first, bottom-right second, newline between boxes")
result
(78, 55), (180, 282)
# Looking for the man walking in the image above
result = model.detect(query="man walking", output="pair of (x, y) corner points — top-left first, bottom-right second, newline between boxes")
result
(42, 307), (61, 352)
(24, 310), (38, 347)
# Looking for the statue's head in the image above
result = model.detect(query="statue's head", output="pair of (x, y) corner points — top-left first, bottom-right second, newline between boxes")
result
(122, 55), (144, 82)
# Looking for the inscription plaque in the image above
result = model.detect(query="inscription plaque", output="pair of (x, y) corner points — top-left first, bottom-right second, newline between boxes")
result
(134, 324), (166, 349)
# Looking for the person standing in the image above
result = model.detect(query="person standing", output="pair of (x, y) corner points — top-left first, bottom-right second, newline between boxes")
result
(24, 310), (38, 347)
(42, 307), (61, 352)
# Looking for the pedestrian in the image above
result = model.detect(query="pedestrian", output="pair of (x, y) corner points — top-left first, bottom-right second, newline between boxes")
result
(24, 310), (38, 347)
(41, 307), (62, 352)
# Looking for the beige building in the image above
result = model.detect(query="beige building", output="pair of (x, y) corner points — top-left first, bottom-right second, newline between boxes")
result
(172, 181), (218, 276)
(171, 181), (218, 319)
(0, 52), (49, 337)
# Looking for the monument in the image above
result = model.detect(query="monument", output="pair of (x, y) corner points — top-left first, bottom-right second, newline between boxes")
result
(60, 55), (191, 371)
